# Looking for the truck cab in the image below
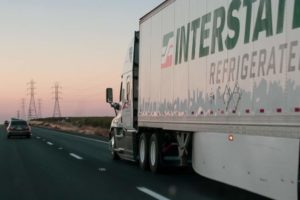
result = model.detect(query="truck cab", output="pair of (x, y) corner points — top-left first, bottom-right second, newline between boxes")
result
(106, 32), (139, 161)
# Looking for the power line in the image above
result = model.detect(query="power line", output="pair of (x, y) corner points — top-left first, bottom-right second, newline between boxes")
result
(63, 85), (103, 92)
(27, 80), (37, 120)
(53, 82), (62, 118)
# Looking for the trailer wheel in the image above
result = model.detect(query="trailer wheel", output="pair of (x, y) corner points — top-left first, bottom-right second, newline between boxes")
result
(149, 133), (161, 173)
(139, 133), (149, 170)
(110, 131), (119, 160)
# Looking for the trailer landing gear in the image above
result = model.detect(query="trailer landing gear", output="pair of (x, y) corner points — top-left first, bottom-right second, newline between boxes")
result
(176, 132), (191, 166)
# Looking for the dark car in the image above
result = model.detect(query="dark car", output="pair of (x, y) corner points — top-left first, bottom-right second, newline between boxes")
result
(4, 120), (9, 127)
(7, 119), (31, 139)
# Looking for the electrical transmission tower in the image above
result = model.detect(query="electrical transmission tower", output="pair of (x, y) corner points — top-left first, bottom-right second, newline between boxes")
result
(21, 98), (26, 120)
(38, 99), (42, 118)
(27, 80), (37, 120)
(53, 82), (62, 118)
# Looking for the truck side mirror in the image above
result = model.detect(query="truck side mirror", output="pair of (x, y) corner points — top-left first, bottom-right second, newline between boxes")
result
(106, 88), (113, 103)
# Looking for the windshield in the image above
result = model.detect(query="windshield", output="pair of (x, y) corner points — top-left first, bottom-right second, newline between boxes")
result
(10, 120), (28, 126)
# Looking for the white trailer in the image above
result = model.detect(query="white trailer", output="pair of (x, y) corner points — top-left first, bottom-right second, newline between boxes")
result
(106, 0), (300, 199)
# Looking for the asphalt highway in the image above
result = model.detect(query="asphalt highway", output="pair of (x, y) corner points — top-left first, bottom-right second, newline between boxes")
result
(0, 126), (269, 200)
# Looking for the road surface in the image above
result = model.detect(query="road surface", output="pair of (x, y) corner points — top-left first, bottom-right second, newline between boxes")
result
(0, 126), (269, 200)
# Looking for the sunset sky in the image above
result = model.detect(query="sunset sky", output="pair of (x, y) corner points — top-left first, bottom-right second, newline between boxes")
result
(0, 0), (162, 122)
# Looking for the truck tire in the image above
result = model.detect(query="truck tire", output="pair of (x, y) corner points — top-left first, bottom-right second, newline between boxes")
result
(149, 133), (161, 173)
(110, 132), (119, 160)
(139, 133), (149, 170)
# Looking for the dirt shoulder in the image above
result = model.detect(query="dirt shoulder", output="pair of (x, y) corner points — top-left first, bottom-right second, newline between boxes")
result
(30, 120), (110, 138)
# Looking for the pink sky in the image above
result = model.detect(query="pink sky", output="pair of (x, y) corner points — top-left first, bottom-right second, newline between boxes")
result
(0, 0), (162, 122)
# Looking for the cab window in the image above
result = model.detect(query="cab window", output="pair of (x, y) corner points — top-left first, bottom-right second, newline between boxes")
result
(126, 81), (131, 103)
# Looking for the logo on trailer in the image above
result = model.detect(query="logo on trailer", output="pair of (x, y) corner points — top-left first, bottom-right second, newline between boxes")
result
(159, 0), (300, 84)
(161, 32), (174, 68)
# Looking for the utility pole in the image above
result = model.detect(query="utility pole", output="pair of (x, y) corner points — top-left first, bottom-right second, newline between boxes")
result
(21, 98), (26, 120)
(53, 82), (62, 118)
(38, 99), (42, 118)
(27, 80), (37, 120)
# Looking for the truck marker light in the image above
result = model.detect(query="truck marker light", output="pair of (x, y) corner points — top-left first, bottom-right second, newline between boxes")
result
(259, 109), (265, 113)
(245, 109), (250, 113)
(295, 107), (300, 112)
(232, 110), (236, 114)
(276, 108), (282, 113)
(228, 134), (234, 141)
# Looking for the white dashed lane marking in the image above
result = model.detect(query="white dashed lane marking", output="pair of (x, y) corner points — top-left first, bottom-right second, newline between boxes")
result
(47, 142), (53, 146)
(69, 153), (83, 160)
(137, 187), (170, 200)
(98, 168), (107, 172)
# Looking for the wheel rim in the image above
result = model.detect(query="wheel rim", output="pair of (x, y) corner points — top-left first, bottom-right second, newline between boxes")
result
(139, 138), (145, 162)
(110, 136), (115, 154)
(150, 140), (156, 166)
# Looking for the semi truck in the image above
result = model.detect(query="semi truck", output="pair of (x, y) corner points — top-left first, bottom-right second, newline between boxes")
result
(106, 0), (300, 199)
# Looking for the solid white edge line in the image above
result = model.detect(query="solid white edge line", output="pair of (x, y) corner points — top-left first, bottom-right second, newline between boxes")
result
(47, 142), (53, 146)
(137, 187), (170, 200)
(35, 127), (109, 144)
(69, 153), (83, 160)
(69, 135), (109, 144)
